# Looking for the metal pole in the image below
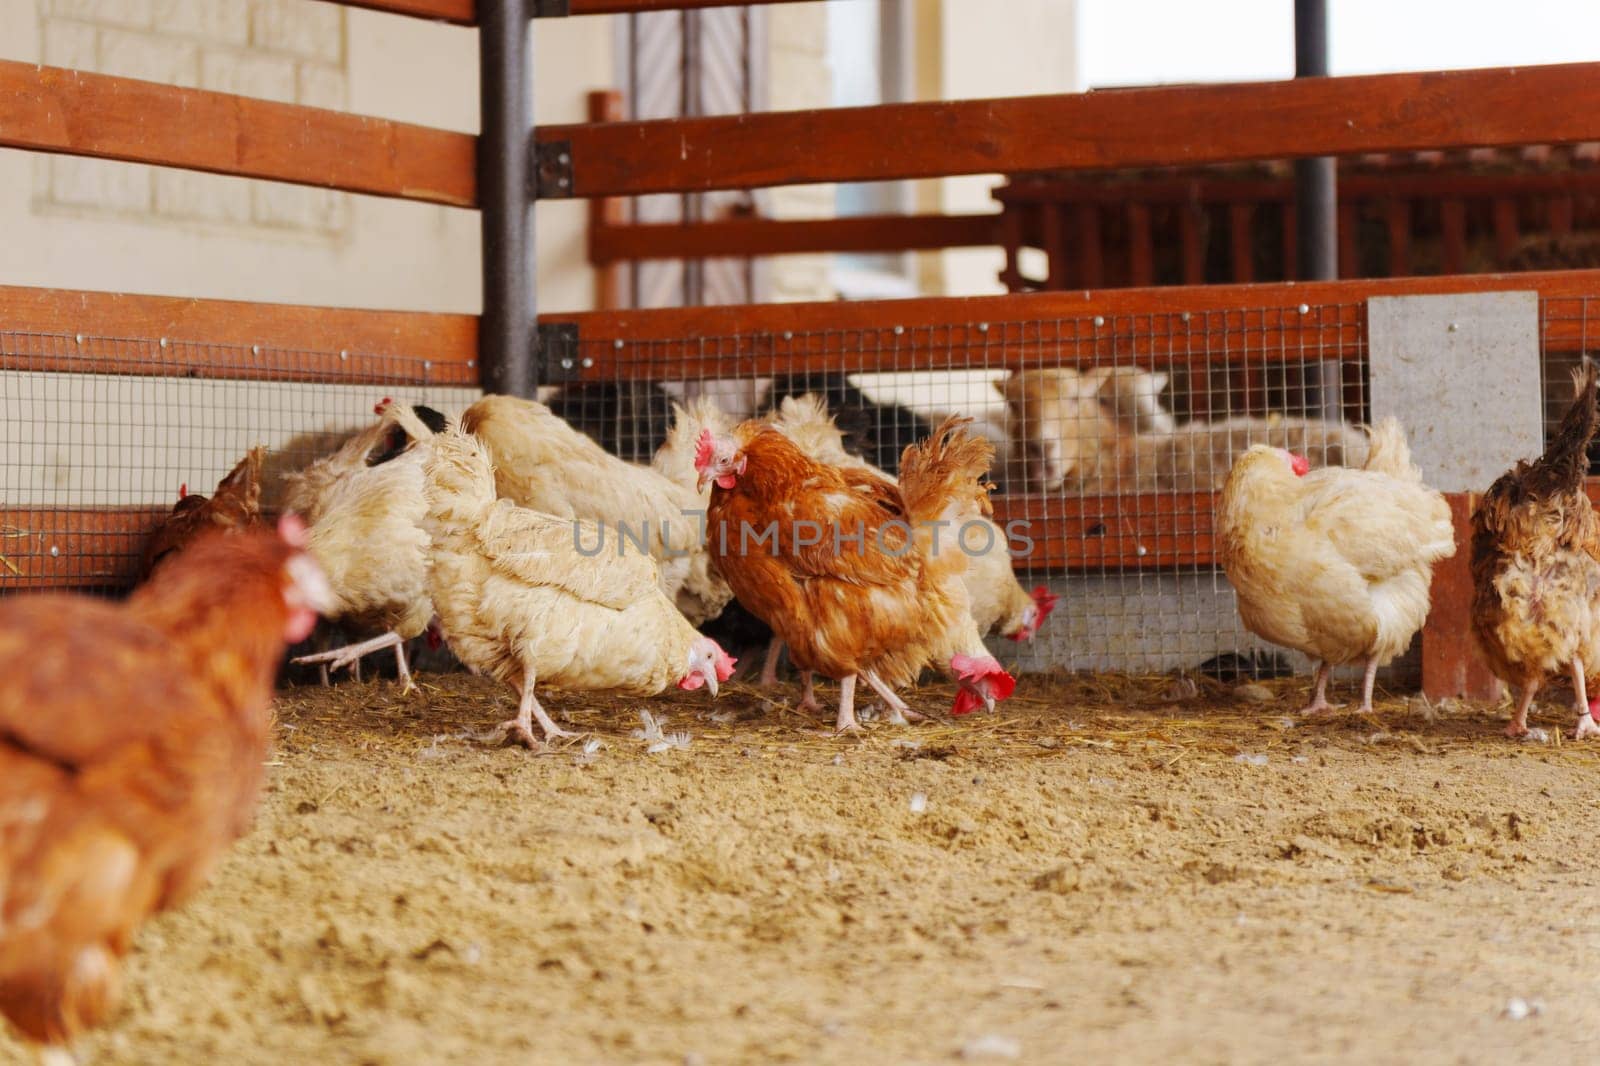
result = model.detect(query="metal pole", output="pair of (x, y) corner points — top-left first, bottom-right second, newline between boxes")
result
(478, 0), (536, 397)
(1294, 0), (1335, 283)
(1294, 0), (1343, 420)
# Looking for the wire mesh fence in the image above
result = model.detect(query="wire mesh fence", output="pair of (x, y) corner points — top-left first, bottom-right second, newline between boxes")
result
(1, 292), (1591, 678)
(0, 330), (477, 590)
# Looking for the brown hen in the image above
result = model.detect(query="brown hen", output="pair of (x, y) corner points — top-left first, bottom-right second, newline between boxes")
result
(1471, 363), (1600, 739)
(137, 446), (266, 580)
(0, 520), (330, 1060)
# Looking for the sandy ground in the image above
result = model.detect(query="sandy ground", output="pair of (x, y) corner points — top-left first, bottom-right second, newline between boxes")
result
(5, 671), (1600, 1065)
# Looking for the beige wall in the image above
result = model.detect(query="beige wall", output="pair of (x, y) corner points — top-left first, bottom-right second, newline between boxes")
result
(0, 0), (613, 316)
(914, 0), (1077, 298)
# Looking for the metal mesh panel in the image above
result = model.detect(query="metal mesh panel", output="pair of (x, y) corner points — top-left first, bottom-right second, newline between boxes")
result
(1, 329), (478, 591)
(4, 293), (1593, 678)
(578, 301), (1368, 677)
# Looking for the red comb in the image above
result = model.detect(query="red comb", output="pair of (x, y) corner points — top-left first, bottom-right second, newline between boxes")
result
(374, 397), (394, 415)
(1289, 452), (1310, 477)
(713, 644), (739, 682)
(1031, 585), (1060, 622)
(693, 427), (717, 471)
(178, 482), (188, 499)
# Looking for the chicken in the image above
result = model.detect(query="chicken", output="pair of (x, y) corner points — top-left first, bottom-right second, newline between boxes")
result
(761, 372), (936, 477)
(1470, 364), (1600, 739)
(282, 399), (445, 691)
(998, 369), (1131, 493)
(0, 519), (331, 1061)
(1001, 368), (1369, 494)
(138, 446), (266, 579)
(694, 416), (1016, 732)
(768, 394), (1057, 644)
(419, 429), (736, 748)
(1084, 366), (1177, 435)
(544, 381), (678, 463)
(462, 394), (733, 628)
(1217, 418), (1455, 714)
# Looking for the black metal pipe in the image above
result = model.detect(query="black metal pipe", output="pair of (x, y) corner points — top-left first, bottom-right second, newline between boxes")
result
(1294, 0), (1336, 283)
(478, 0), (536, 396)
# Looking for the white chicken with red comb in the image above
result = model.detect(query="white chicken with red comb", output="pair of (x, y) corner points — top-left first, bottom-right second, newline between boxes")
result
(1217, 418), (1454, 715)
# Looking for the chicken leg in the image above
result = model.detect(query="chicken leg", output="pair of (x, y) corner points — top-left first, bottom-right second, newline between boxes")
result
(759, 637), (784, 687)
(493, 672), (578, 748)
(862, 670), (927, 725)
(1505, 680), (1539, 739)
(293, 631), (414, 693)
(1300, 661), (1343, 716)
(835, 675), (861, 734)
(1357, 656), (1381, 714)
(797, 670), (821, 715)
(1571, 657), (1600, 740)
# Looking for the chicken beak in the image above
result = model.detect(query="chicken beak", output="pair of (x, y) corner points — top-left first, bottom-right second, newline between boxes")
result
(700, 660), (720, 698)
(696, 469), (714, 494)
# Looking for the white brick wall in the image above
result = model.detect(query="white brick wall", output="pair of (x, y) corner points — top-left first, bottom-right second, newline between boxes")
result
(152, 0), (246, 43)
(248, 0), (341, 63)
(34, 0), (351, 239)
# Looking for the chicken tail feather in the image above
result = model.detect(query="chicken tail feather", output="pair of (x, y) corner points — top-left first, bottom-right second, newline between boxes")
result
(896, 416), (995, 529)
(1360, 417), (1421, 482)
(1540, 359), (1600, 493)
(420, 428), (498, 524)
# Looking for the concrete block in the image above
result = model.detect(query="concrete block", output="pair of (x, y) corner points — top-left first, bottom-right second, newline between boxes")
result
(295, 61), (345, 110)
(152, 0), (248, 44)
(252, 182), (345, 232)
(45, 0), (150, 30)
(41, 19), (99, 70)
(49, 156), (152, 213)
(250, 0), (342, 63)
(99, 27), (200, 85)
(201, 46), (295, 102)
(1368, 291), (1543, 493)
(154, 168), (252, 224)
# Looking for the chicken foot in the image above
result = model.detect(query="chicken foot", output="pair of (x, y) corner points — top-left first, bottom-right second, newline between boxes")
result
(293, 631), (414, 693)
(835, 675), (861, 734)
(491, 673), (579, 749)
(1504, 680), (1540, 739)
(1299, 661), (1344, 716)
(797, 670), (821, 715)
(861, 670), (927, 725)
(1571, 657), (1600, 740)
(759, 637), (784, 687)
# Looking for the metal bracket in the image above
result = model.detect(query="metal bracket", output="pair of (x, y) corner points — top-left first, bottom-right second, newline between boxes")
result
(536, 322), (582, 382)
(532, 139), (573, 199)
(529, 0), (569, 17)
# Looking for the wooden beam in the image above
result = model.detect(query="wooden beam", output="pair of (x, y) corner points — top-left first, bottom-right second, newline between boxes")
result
(544, 269), (1600, 379)
(1421, 493), (1502, 701)
(539, 62), (1600, 197)
(0, 61), (476, 207)
(0, 507), (166, 590)
(333, 0), (474, 23)
(0, 286), (478, 385)
(571, 0), (810, 10)
(1002, 167), (1600, 208)
(992, 493), (1218, 571)
(590, 213), (999, 263)
(1, 495), (1213, 593)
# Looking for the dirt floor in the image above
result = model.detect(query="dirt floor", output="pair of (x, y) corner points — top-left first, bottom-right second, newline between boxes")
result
(6, 670), (1600, 1065)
